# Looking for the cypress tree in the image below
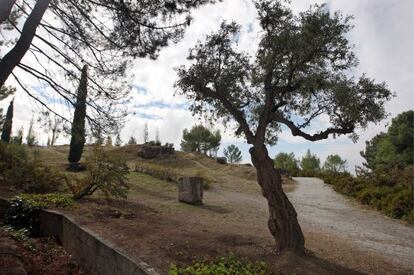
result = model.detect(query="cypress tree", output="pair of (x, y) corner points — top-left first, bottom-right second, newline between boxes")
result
(68, 65), (88, 167)
(1, 99), (13, 143)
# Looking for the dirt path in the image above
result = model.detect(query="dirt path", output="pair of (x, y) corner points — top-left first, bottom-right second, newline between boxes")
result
(289, 177), (414, 271)
(63, 172), (413, 274)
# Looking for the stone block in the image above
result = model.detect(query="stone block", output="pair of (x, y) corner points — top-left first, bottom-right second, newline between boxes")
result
(216, 157), (227, 164)
(178, 177), (203, 205)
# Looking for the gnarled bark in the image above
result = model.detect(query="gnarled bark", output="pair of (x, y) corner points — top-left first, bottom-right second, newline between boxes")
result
(250, 145), (305, 253)
(0, 0), (50, 88)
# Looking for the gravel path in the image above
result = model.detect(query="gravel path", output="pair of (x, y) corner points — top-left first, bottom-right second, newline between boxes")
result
(289, 177), (414, 271)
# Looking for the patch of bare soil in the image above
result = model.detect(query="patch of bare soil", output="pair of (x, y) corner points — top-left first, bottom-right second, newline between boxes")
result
(60, 198), (361, 275)
(0, 227), (86, 275)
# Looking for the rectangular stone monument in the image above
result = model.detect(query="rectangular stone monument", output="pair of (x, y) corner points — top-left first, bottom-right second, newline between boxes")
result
(178, 177), (203, 205)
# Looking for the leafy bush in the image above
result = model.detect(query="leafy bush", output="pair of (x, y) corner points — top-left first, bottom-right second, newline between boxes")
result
(169, 255), (273, 275)
(67, 146), (129, 200)
(0, 142), (66, 193)
(4, 194), (74, 235)
(320, 166), (413, 223)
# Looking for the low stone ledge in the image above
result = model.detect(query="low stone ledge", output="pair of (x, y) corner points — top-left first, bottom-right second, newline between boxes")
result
(0, 197), (159, 275)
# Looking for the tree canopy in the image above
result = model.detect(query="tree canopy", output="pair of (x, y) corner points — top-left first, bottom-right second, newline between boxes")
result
(323, 154), (347, 173)
(274, 152), (299, 176)
(224, 144), (242, 163)
(176, 1), (392, 147)
(361, 110), (413, 170)
(180, 125), (221, 156)
(1, 99), (14, 143)
(300, 149), (320, 173)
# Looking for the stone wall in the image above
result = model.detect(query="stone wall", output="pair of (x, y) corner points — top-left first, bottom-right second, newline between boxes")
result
(0, 198), (158, 275)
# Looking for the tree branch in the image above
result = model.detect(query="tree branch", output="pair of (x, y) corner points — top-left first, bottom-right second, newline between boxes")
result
(201, 87), (255, 143)
(272, 112), (354, 141)
(0, 0), (51, 88)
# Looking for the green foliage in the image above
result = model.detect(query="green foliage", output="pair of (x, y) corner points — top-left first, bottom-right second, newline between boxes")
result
(19, 193), (74, 208)
(321, 166), (413, 222)
(3, 226), (35, 251)
(224, 144), (242, 163)
(1, 99), (13, 143)
(361, 111), (413, 170)
(5, 196), (43, 235)
(181, 125), (221, 156)
(176, 3), (391, 146)
(322, 154), (347, 173)
(300, 150), (320, 175)
(274, 152), (299, 176)
(67, 146), (129, 200)
(4, 194), (73, 235)
(0, 142), (67, 193)
(68, 66), (88, 164)
(169, 255), (272, 275)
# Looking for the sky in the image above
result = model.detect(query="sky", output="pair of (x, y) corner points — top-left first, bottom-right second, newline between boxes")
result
(2, 0), (413, 172)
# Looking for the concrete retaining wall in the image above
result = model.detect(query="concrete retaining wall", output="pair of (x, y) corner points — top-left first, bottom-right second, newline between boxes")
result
(0, 198), (158, 275)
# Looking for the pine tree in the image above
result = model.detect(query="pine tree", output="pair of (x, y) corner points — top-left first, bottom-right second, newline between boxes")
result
(1, 99), (13, 143)
(224, 145), (242, 163)
(68, 65), (88, 166)
(115, 133), (122, 146)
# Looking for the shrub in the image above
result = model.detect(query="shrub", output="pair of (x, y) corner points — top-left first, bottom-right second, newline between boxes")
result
(0, 142), (66, 193)
(169, 255), (273, 275)
(134, 162), (181, 182)
(4, 194), (74, 236)
(320, 166), (413, 223)
(67, 146), (129, 200)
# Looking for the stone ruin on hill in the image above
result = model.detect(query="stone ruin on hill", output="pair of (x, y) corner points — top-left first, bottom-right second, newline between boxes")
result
(137, 142), (175, 159)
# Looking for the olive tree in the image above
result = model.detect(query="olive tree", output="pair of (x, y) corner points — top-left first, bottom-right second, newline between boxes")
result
(176, 1), (392, 253)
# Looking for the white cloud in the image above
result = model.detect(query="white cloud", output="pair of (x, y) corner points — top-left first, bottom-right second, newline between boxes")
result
(1, 0), (412, 170)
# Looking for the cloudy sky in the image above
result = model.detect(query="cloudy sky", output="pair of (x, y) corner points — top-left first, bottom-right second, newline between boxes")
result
(3, 0), (414, 171)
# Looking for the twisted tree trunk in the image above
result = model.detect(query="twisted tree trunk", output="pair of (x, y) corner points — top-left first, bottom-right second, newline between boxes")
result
(250, 145), (305, 253)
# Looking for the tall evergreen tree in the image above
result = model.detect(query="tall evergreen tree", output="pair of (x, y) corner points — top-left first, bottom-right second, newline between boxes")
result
(68, 65), (88, 168)
(1, 99), (14, 143)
